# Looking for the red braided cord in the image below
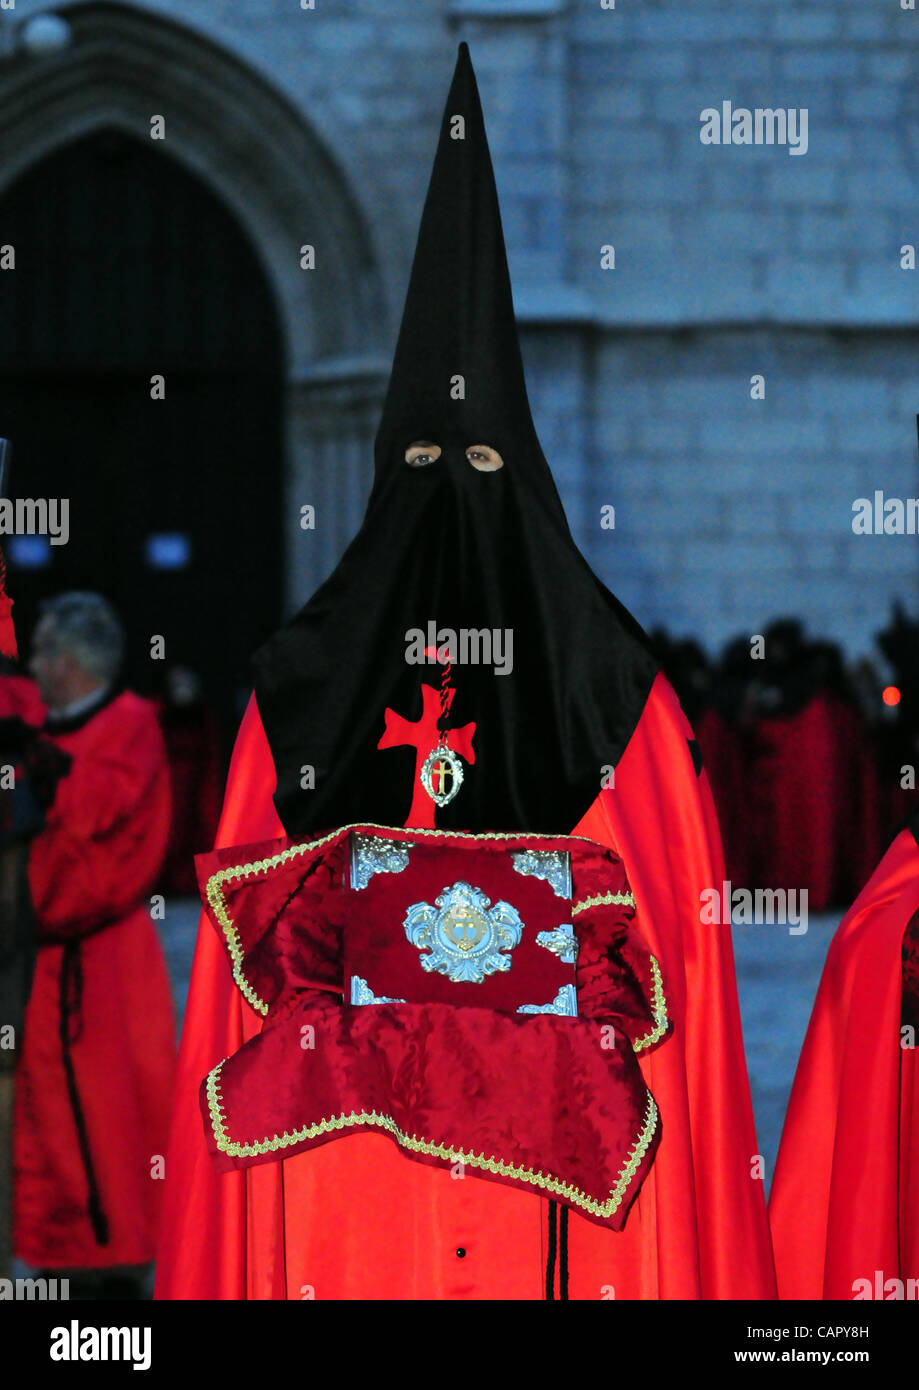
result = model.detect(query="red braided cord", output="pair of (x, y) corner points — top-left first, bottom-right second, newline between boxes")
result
(437, 644), (457, 729)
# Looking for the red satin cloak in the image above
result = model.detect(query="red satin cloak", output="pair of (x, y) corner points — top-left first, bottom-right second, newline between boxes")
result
(13, 692), (177, 1268)
(769, 826), (919, 1299)
(155, 673), (775, 1299)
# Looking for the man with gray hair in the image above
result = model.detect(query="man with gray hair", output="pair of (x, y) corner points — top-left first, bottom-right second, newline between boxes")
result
(12, 591), (176, 1296)
(29, 592), (123, 726)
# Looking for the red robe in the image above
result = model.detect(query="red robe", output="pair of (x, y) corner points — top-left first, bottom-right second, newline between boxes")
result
(157, 702), (223, 896)
(769, 824), (919, 1298)
(829, 696), (883, 906)
(751, 696), (840, 912)
(156, 674), (775, 1299)
(13, 691), (177, 1268)
(695, 706), (751, 887)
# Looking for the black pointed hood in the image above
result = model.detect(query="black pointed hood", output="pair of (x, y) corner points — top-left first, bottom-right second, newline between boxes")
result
(371, 42), (546, 500)
(253, 43), (660, 836)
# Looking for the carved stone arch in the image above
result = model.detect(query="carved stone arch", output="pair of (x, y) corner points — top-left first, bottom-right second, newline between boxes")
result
(0, 0), (391, 603)
(0, 0), (386, 372)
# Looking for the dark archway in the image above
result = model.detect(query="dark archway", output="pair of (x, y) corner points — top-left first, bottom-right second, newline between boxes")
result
(0, 127), (284, 730)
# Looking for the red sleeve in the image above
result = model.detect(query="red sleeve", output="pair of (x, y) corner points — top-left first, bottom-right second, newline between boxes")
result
(28, 700), (171, 938)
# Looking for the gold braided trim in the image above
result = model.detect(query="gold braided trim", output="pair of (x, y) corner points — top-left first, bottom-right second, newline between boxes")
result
(631, 955), (669, 1054)
(206, 823), (603, 1017)
(205, 1063), (659, 1221)
(572, 890), (636, 914)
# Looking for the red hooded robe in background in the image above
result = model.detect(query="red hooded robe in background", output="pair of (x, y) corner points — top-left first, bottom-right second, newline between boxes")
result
(769, 809), (919, 1299)
(13, 689), (177, 1268)
(157, 685), (223, 896)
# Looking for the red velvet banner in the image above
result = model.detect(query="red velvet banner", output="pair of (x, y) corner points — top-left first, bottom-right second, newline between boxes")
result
(196, 824), (669, 1229)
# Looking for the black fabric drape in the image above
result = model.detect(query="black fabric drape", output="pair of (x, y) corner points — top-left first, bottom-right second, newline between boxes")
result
(254, 43), (659, 837)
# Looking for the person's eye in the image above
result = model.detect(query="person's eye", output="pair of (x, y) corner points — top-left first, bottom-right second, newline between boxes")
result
(405, 443), (442, 467)
(466, 445), (504, 472)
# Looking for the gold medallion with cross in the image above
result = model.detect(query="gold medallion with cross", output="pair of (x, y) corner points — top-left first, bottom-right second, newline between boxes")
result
(420, 739), (464, 808)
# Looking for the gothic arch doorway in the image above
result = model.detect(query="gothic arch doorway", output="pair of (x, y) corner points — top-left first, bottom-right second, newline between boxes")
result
(0, 1), (390, 721)
(0, 127), (284, 724)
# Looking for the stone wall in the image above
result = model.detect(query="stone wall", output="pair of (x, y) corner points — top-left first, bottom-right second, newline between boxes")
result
(5, 0), (916, 654)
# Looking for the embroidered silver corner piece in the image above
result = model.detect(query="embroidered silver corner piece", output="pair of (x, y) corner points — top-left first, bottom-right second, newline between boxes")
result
(510, 849), (571, 899)
(350, 833), (411, 891)
(517, 985), (578, 1018)
(404, 881), (523, 984)
(536, 924), (578, 965)
(350, 975), (406, 1007)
